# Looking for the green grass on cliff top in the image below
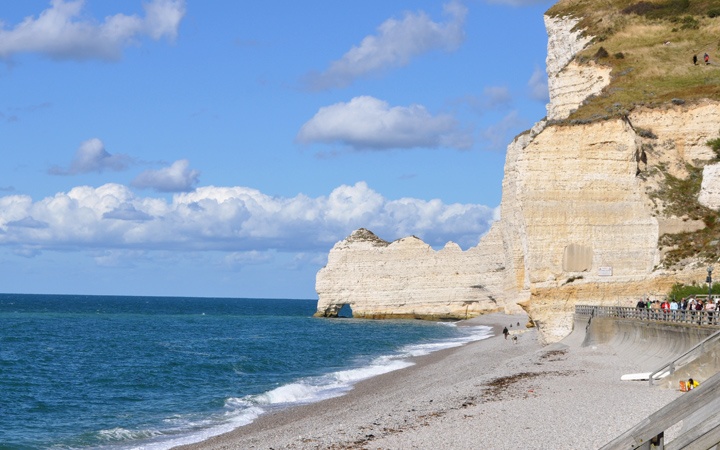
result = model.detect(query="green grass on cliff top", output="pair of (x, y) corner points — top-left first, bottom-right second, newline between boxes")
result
(547, 0), (720, 121)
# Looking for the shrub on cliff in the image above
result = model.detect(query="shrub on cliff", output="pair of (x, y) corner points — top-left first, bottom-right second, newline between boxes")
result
(669, 282), (720, 300)
(622, 0), (690, 19)
(708, 137), (720, 158)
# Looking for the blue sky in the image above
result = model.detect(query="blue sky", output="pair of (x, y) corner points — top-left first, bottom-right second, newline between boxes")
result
(0, 0), (553, 299)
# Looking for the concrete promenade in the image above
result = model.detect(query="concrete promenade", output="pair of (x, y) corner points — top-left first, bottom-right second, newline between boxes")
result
(571, 305), (720, 387)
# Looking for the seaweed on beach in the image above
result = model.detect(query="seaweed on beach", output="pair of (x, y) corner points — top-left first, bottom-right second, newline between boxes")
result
(481, 370), (579, 402)
(486, 371), (544, 391)
(539, 349), (568, 361)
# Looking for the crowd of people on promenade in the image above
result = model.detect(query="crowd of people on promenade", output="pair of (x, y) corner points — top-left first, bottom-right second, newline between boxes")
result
(634, 296), (719, 324)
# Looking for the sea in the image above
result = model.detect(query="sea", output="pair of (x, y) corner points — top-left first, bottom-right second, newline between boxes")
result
(0, 294), (493, 449)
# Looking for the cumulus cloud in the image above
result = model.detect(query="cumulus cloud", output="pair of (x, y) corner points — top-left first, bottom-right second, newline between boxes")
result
(102, 205), (153, 221)
(0, 0), (186, 61)
(0, 181), (495, 254)
(302, 1), (467, 90)
(297, 96), (472, 151)
(6, 217), (49, 229)
(131, 159), (200, 192)
(49, 138), (133, 175)
(528, 66), (549, 101)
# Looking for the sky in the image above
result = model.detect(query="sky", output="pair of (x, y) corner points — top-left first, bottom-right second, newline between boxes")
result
(0, 0), (555, 299)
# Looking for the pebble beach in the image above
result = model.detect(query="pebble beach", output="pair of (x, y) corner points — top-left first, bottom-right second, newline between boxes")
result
(177, 313), (681, 449)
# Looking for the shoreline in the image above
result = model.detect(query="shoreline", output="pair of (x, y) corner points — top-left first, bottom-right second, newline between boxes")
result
(176, 312), (680, 449)
(173, 313), (517, 450)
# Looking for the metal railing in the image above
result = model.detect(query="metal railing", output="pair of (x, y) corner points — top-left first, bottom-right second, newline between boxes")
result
(647, 327), (720, 385)
(575, 305), (720, 327)
(581, 303), (720, 448)
(600, 370), (720, 449)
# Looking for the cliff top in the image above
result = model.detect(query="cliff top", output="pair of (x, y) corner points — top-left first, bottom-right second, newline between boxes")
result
(346, 228), (390, 247)
(547, 0), (720, 122)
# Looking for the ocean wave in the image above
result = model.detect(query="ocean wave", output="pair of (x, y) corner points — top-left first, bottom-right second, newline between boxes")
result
(400, 325), (493, 357)
(97, 427), (163, 442)
(225, 325), (492, 414)
(92, 323), (493, 450)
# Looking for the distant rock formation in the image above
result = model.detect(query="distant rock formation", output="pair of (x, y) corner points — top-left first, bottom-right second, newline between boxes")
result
(314, 228), (508, 320)
(315, 13), (720, 343)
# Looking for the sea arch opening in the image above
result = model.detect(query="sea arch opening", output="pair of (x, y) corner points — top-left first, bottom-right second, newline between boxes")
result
(337, 303), (354, 318)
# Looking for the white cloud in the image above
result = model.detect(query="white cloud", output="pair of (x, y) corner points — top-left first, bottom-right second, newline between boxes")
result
(7, 217), (49, 229)
(49, 138), (133, 175)
(528, 66), (549, 101)
(0, 0), (186, 61)
(303, 1), (467, 90)
(102, 205), (153, 221)
(0, 181), (495, 254)
(296, 96), (472, 151)
(132, 159), (200, 192)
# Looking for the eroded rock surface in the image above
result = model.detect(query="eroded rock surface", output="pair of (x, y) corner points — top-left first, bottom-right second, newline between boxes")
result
(315, 14), (720, 342)
(315, 228), (509, 320)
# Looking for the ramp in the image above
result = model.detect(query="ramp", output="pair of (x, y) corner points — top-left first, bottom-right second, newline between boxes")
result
(600, 371), (720, 449)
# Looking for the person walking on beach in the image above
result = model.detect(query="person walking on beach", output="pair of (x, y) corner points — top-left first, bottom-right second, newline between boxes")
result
(503, 326), (509, 340)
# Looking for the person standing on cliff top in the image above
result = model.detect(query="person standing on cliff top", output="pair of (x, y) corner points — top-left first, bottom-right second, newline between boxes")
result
(705, 53), (710, 64)
(694, 54), (698, 65)
(503, 326), (509, 340)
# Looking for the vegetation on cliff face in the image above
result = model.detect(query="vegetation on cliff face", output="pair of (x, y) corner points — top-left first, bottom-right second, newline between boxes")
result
(548, 0), (720, 122)
(546, 0), (720, 270)
(654, 148), (720, 267)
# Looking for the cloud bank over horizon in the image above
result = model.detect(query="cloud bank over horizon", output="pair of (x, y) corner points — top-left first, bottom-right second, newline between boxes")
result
(0, 0), (554, 297)
(0, 181), (496, 260)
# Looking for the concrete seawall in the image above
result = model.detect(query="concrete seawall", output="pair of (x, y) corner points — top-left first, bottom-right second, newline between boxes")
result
(562, 313), (719, 386)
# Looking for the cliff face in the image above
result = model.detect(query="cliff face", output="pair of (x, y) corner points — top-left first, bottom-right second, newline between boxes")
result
(315, 14), (720, 342)
(315, 227), (508, 320)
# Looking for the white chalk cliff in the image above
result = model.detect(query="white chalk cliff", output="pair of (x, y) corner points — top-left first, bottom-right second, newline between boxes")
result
(315, 15), (720, 342)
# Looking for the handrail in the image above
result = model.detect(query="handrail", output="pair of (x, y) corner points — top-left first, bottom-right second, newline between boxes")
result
(647, 327), (720, 385)
(575, 305), (720, 327)
(600, 371), (720, 449)
(582, 304), (720, 448)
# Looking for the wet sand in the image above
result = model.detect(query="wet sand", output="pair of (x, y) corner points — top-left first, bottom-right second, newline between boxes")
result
(176, 313), (680, 449)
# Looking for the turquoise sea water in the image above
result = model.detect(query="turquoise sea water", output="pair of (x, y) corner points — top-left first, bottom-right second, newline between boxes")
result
(0, 294), (492, 449)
